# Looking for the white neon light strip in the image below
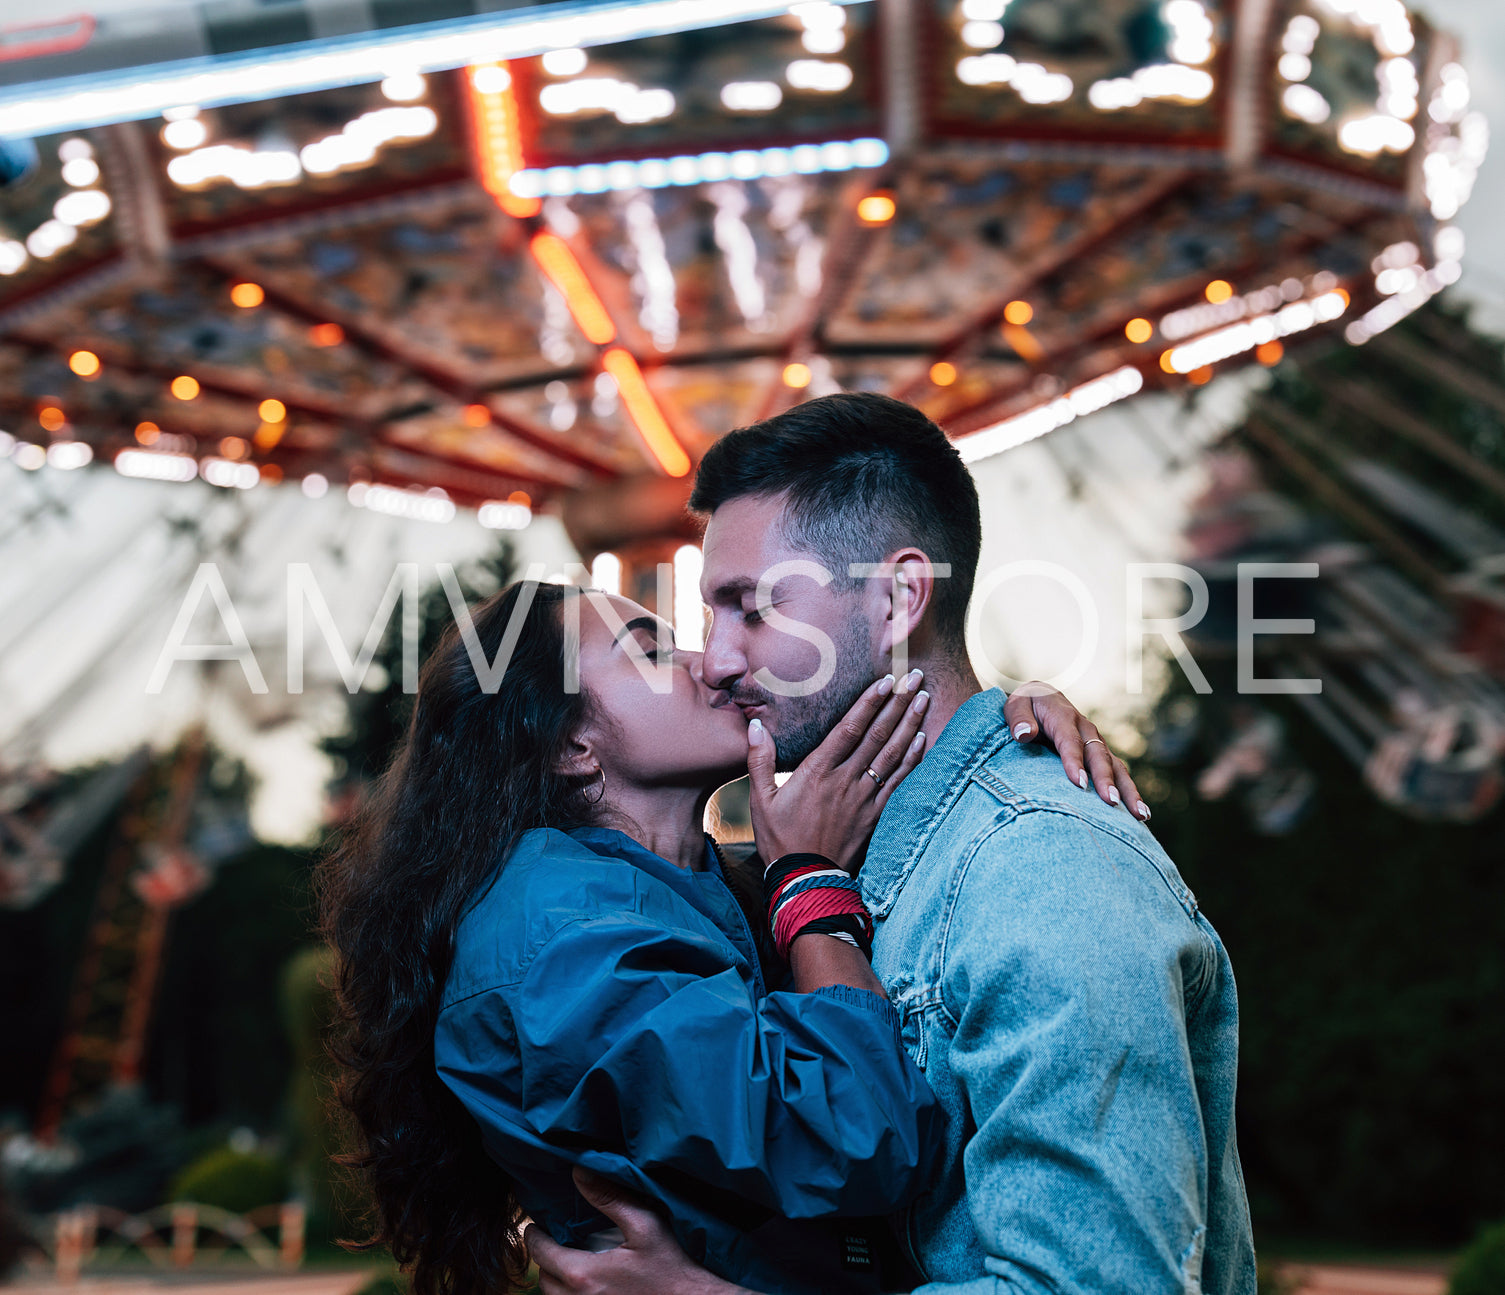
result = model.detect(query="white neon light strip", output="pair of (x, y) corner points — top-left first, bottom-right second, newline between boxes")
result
(1164, 289), (1348, 372)
(479, 501), (534, 530)
(1345, 260), (1460, 344)
(0, 0), (862, 139)
(957, 366), (1145, 464)
(348, 480), (456, 523)
(114, 449), (199, 482)
(509, 137), (889, 197)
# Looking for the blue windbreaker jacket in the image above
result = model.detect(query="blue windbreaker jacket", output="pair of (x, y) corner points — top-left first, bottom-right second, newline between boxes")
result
(434, 824), (943, 1294)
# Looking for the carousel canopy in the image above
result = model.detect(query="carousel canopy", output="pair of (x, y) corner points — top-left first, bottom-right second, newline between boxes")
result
(0, 0), (1484, 526)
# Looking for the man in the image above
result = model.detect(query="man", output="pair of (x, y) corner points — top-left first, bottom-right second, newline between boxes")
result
(531, 393), (1257, 1295)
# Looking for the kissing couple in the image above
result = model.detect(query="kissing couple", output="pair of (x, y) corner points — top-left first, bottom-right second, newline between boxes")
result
(319, 392), (1257, 1295)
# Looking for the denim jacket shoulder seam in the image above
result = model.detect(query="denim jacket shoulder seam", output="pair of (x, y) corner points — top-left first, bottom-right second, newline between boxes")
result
(969, 772), (1201, 919)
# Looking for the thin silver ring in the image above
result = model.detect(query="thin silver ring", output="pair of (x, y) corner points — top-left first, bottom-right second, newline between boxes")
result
(1083, 738), (1106, 750)
(864, 767), (885, 788)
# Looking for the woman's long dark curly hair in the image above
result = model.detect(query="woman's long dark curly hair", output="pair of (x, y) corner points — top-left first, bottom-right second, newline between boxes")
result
(317, 580), (602, 1295)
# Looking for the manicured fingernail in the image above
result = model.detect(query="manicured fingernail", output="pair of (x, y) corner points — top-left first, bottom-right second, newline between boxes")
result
(912, 690), (930, 715)
(1013, 722), (1032, 740)
(876, 673), (895, 696)
(1136, 800), (1152, 821)
(1077, 769), (1089, 790)
(897, 667), (923, 694)
(748, 717), (763, 745)
(1109, 787), (1122, 807)
(910, 732), (926, 753)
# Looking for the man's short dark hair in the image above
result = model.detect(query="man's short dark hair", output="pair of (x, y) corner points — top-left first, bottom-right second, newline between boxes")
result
(689, 392), (982, 652)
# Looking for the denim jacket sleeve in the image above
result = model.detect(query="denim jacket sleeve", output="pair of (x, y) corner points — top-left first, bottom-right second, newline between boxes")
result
(498, 910), (942, 1219)
(916, 812), (1225, 1295)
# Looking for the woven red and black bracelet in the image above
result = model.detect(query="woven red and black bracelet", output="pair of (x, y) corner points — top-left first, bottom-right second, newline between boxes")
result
(763, 853), (875, 961)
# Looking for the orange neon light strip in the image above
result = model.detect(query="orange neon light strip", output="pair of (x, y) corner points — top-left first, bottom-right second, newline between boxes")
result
(529, 232), (618, 345)
(465, 61), (539, 219)
(602, 348), (691, 478)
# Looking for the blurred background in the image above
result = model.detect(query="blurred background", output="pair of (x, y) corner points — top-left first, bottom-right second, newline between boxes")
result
(0, 1), (1502, 1292)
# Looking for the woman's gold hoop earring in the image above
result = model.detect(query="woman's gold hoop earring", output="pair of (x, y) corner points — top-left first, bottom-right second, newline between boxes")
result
(585, 767), (606, 806)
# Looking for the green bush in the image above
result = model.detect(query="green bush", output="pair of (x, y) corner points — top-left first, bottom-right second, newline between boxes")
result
(282, 944), (364, 1248)
(168, 1147), (290, 1214)
(1451, 1221), (1505, 1295)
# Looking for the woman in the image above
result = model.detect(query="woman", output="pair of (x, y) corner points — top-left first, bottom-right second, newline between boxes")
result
(318, 580), (1137, 1295)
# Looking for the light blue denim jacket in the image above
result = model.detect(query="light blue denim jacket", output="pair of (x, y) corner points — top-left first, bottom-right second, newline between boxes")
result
(863, 689), (1257, 1295)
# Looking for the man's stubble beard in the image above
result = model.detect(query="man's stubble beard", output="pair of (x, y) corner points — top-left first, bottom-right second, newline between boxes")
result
(772, 614), (877, 772)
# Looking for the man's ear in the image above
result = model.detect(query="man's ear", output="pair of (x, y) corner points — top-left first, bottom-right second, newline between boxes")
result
(878, 549), (937, 656)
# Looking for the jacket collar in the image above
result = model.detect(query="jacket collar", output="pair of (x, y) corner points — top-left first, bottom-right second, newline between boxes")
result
(859, 688), (1013, 918)
(566, 824), (722, 878)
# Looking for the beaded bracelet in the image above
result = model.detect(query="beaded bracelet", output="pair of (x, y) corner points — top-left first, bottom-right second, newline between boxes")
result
(763, 853), (875, 962)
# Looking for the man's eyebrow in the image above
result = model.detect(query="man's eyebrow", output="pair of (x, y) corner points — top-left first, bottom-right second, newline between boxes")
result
(613, 615), (673, 648)
(706, 576), (759, 602)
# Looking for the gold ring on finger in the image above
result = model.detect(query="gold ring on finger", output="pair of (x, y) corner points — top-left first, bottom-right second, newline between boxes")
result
(864, 767), (885, 788)
(1083, 738), (1105, 750)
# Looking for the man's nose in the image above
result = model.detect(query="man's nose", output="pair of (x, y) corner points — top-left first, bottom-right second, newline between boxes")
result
(700, 615), (746, 693)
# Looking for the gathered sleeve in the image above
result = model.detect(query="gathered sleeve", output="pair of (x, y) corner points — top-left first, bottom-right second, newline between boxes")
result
(439, 909), (943, 1222)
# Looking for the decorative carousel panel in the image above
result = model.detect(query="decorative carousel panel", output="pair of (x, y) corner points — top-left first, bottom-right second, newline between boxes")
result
(490, 377), (657, 473)
(150, 76), (470, 241)
(643, 357), (786, 445)
(1023, 176), (1364, 344)
(0, 129), (122, 300)
(562, 170), (849, 355)
(831, 159), (1174, 349)
(230, 200), (556, 385)
(926, 0), (1229, 145)
(1265, 0), (1435, 192)
(517, 5), (882, 167)
(46, 263), (420, 412)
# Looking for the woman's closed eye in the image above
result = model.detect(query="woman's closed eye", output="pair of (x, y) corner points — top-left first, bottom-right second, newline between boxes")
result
(632, 631), (677, 662)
